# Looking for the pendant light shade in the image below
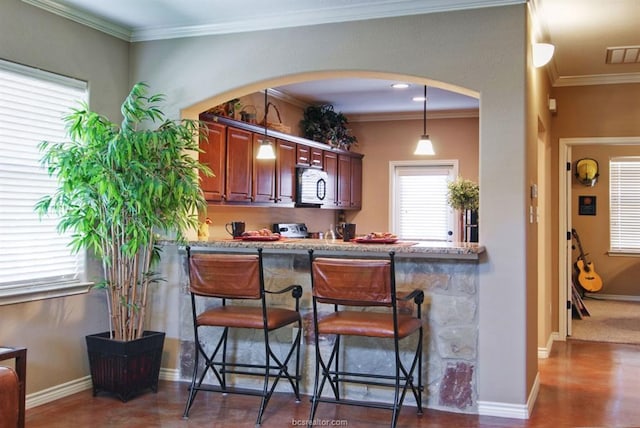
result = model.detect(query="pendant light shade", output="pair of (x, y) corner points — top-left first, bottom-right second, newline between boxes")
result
(414, 85), (435, 155)
(256, 89), (276, 160)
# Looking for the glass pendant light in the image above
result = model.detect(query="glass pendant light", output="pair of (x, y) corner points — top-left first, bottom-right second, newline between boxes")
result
(414, 85), (435, 155)
(256, 89), (276, 160)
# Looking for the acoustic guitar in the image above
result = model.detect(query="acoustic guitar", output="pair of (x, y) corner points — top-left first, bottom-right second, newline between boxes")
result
(571, 228), (603, 292)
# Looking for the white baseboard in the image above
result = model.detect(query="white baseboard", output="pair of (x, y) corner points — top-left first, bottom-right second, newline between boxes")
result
(159, 367), (181, 382)
(26, 376), (92, 409)
(538, 332), (559, 359)
(478, 373), (538, 420)
(583, 293), (640, 302)
(26, 368), (182, 409)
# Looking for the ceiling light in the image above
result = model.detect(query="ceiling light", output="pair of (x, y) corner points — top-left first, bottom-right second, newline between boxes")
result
(532, 43), (555, 68)
(256, 89), (276, 160)
(414, 85), (435, 156)
(391, 83), (409, 89)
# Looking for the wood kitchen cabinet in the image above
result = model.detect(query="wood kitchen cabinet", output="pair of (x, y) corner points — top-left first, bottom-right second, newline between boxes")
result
(297, 144), (323, 168)
(199, 115), (362, 210)
(337, 154), (351, 208)
(296, 144), (310, 166)
(276, 139), (296, 204)
(310, 147), (323, 168)
(349, 155), (362, 209)
(252, 136), (295, 205)
(199, 120), (226, 202)
(322, 151), (338, 208)
(225, 126), (253, 202)
(252, 133), (276, 203)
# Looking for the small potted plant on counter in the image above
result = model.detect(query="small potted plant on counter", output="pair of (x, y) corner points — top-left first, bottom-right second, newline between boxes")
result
(447, 177), (479, 242)
(36, 82), (211, 401)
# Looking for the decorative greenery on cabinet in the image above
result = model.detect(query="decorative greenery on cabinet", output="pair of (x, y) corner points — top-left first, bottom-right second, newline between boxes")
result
(300, 104), (358, 150)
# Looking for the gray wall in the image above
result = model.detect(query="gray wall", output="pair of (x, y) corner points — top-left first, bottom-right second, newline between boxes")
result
(129, 6), (531, 410)
(0, 0), (534, 414)
(0, 0), (130, 393)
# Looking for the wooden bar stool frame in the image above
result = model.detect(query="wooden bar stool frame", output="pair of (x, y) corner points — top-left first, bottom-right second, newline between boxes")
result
(183, 247), (303, 425)
(308, 250), (424, 428)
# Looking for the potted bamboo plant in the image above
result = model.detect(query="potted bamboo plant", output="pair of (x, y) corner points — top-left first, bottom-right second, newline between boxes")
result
(35, 82), (211, 401)
(447, 177), (479, 242)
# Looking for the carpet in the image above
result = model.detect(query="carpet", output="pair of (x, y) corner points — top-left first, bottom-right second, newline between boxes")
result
(570, 298), (640, 345)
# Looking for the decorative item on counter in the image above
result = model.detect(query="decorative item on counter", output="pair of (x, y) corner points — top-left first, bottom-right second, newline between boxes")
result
(341, 223), (356, 242)
(325, 223), (337, 242)
(198, 217), (212, 241)
(225, 221), (246, 238)
(300, 104), (357, 150)
(240, 228), (280, 241)
(447, 177), (479, 243)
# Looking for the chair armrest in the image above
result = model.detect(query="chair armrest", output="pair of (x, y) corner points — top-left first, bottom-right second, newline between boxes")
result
(398, 289), (425, 305)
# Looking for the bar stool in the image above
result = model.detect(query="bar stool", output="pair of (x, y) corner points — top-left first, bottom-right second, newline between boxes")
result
(308, 250), (424, 428)
(183, 247), (303, 425)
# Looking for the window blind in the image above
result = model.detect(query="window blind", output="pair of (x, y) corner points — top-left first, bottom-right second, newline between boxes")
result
(610, 157), (640, 252)
(0, 59), (88, 291)
(393, 165), (454, 241)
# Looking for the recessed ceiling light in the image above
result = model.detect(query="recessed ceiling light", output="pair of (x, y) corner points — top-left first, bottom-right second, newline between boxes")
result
(391, 83), (410, 89)
(412, 96), (426, 102)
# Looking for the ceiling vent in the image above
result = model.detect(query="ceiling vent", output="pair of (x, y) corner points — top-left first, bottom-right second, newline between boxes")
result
(606, 46), (640, 64)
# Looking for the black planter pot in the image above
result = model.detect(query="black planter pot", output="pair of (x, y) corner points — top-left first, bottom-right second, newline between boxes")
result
(86, 330), (165, 402)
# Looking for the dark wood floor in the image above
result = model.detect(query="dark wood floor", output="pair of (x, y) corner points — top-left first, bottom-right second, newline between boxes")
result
(25, 339), (640, 428)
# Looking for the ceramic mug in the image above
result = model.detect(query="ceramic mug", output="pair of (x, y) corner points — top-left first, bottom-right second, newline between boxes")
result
(342, 223), (356, 242)
(225, 221), (245, 238)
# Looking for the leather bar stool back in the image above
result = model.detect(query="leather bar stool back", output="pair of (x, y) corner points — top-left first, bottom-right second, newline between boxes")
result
(308, 250), (424, 428)
(183, 247), (303, 426)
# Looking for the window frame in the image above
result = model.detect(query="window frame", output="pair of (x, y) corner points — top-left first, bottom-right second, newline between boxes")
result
(609, 156), (640, 255)
(389, 159), (459, 241)
(0, 59), (92, 306)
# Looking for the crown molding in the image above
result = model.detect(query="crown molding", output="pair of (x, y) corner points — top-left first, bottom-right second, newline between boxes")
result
(22, 0), (131, 41)
(24, 0), (525, 42)
(349, 109), (479, 123)
(553, 72), (640, 87)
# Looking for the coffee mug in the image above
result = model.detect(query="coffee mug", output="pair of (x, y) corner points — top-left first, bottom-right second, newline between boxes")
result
(225, 221), (245, 238)
(342, 223), (356, 242)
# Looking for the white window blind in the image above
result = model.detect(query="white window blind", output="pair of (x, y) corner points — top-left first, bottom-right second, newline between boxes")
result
(610, 157), (640, 252)
(0, 59), (89, 300)
(391, 163), (456, 241)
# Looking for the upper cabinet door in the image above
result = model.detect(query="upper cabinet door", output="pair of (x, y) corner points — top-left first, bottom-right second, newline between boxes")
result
(199, 121), (226, 202)
(322, 151), (338, 208)
(349, 156), (362, 209)
(310, 147), (323, 169)
(296, 144), (310, 166)
(276, 140), (296, 204)
(252, 133), (276, 203)
(225, 127), (253, 202)
(337, 154), (351, 208)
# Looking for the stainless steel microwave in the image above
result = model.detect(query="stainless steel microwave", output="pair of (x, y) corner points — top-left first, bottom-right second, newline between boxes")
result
(296, 167), (328, 207)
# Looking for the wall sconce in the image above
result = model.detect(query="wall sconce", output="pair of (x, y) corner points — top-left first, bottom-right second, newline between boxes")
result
(575, 158), (599, 187)
(532, 42), (555, 68)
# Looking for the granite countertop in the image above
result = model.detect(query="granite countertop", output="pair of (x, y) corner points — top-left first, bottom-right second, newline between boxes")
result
(183, 238), (485, 260)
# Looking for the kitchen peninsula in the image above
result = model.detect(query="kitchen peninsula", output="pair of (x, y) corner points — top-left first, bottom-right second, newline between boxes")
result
(158, 238), (485, 414)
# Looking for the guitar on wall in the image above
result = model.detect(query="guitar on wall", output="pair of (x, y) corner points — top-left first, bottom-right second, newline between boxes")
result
(571, 228), (603, 293)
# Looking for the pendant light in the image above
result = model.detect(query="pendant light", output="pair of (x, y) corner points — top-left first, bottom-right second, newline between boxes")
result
(414, 85), (435, 155)
(256, 89), (276, 160)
